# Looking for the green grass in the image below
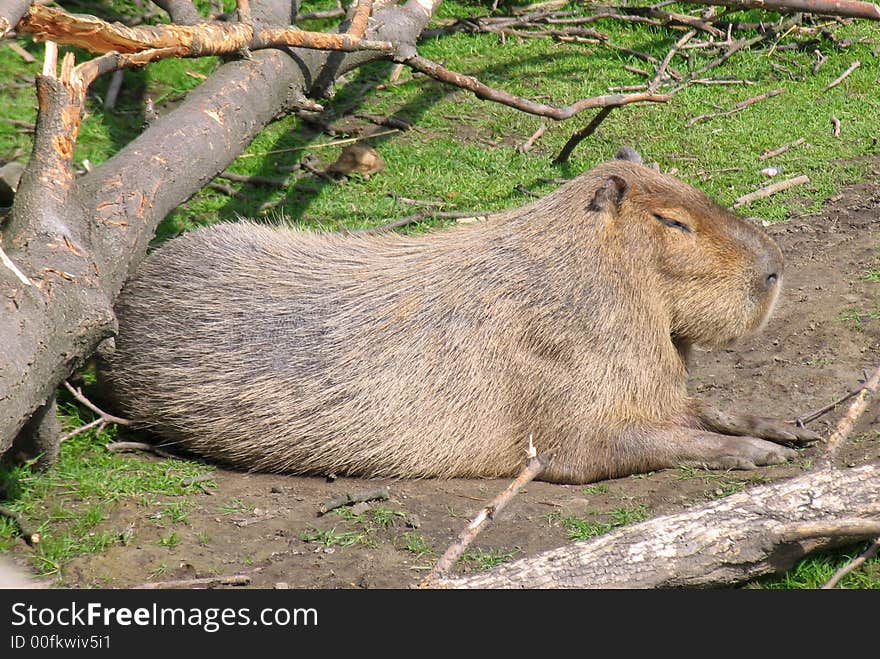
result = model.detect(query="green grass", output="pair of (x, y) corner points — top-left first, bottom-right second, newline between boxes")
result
(459, 547), (519, 571)
(551, 504), (651, 540)
(0, 404), (214, 577)
(755, 544), (880, 589)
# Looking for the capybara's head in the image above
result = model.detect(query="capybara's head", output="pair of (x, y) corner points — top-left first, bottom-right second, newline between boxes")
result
(582, 149), (783, 348)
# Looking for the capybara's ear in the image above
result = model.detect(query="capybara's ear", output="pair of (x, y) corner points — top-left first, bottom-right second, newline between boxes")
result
(614, 145), (643, 164)
(588, 174), (628, 213)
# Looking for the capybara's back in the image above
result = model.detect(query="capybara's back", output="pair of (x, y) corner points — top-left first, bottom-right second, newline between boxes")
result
(103, 154), (818, 483)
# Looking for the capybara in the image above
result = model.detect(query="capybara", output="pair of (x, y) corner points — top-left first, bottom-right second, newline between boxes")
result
(101, 149), (819, 483)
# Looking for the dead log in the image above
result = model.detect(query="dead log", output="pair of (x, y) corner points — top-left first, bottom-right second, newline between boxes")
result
(675, 0), (880, 21)
(432, 463), (880, 588)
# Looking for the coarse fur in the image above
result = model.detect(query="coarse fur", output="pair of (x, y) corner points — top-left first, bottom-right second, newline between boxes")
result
(102, 154), (818, 484)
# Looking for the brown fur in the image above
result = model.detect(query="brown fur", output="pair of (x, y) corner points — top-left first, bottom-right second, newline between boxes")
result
(101, 155), (818, 484)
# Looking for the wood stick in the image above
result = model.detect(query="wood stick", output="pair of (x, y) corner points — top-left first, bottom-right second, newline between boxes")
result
(106, 441), (177, 459)
(401, 54), (670, 121)
(63, 381), (131, 426)
(649, 29), (696, 92)
(732, 174), (809, 208)
(103, 69), (124, 109)
(825, 60), (860, 90)
(519, 123), (546, 153)
(218, 171), (288, 187)
(7, 41), (36, 63)
(318, 487), (390, 515)
(135, 574), (251, 589)
(0, 506), (41, 545)
(759, 137), (805, 160)
(789, 383), (865, 425)
(423, 449), (553, 584)
(822, 537), (880, 589)
(553, 106), (614, 164)
(820, 362), (880, 465)
(831, 115), (841, 137)
(686, 88), (784, 127)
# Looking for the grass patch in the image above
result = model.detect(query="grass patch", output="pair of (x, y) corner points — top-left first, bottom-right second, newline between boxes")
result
(459, 548), (519, 571)
(754, 544), (880, 589)
(837, 306), (880, 330)
(550, 504), (651, 541)
(0, 405), (213, 577)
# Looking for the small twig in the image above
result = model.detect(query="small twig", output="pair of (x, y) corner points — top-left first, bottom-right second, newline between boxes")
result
(60, 417), (106, 442)
(318, 488), (390, 515)
(239, 129), (399, 158)
(518, 123), (546, 153)
(0, 506), (41, 546)
(831, 115), (841, 138)
(218, 171), (288, 187)
(820, 362), (880, 466)
(812, 49), (828, 75)
(825, 60), (860, 90)
(207, 181), (243, 197)
(732, 174), (809, 208)
(759, 137), (806, 160)
(790, 383), (866, 426)
(649, 29), (696, 92)
(135, 574), (251, 589)
(106, 441), (177, 459)
(63, 381), (131, 426)
(355, 210), (491, 234)
(553, 106), (614, 164)
(423, 447), (553, 584)
(7, 41), (36, 63)
(822, 537), (880, 589)
(686, 88), (784, 127)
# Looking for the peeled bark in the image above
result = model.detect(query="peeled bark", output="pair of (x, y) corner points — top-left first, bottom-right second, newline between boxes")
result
(433, 464), (880, 588)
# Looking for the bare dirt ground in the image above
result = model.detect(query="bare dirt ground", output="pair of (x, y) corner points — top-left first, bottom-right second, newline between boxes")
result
(13, 167), (880, 589)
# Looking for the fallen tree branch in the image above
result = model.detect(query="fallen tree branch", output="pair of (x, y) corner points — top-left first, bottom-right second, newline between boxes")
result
(430, 463), (880, 588)
(820, 362), (880, 466)
(134, 574), (251, 589)
(423, 449), (552, 585)
(318, 487), (391, 515)
(760, 137), (806, 160)
(0, 0), (33, 39)
(825, 59), (861, 90)
(674, 0), (880, 21)
(552, 106), (614, 164)
(399, 54), (671, 121)
(686, 88), (784, 127)
(17, 3), (393, 59)
(732, 174), (810, 208)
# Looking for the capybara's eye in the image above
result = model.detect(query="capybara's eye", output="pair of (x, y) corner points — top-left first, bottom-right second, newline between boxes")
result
(654, 214), (692, 234)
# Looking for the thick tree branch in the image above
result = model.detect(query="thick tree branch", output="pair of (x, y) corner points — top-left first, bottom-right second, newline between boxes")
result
(17, 4), (394, 57)
(676, 0), (880, 21)
(0, 0), (32, 38)
(432, 464), (880, 588)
